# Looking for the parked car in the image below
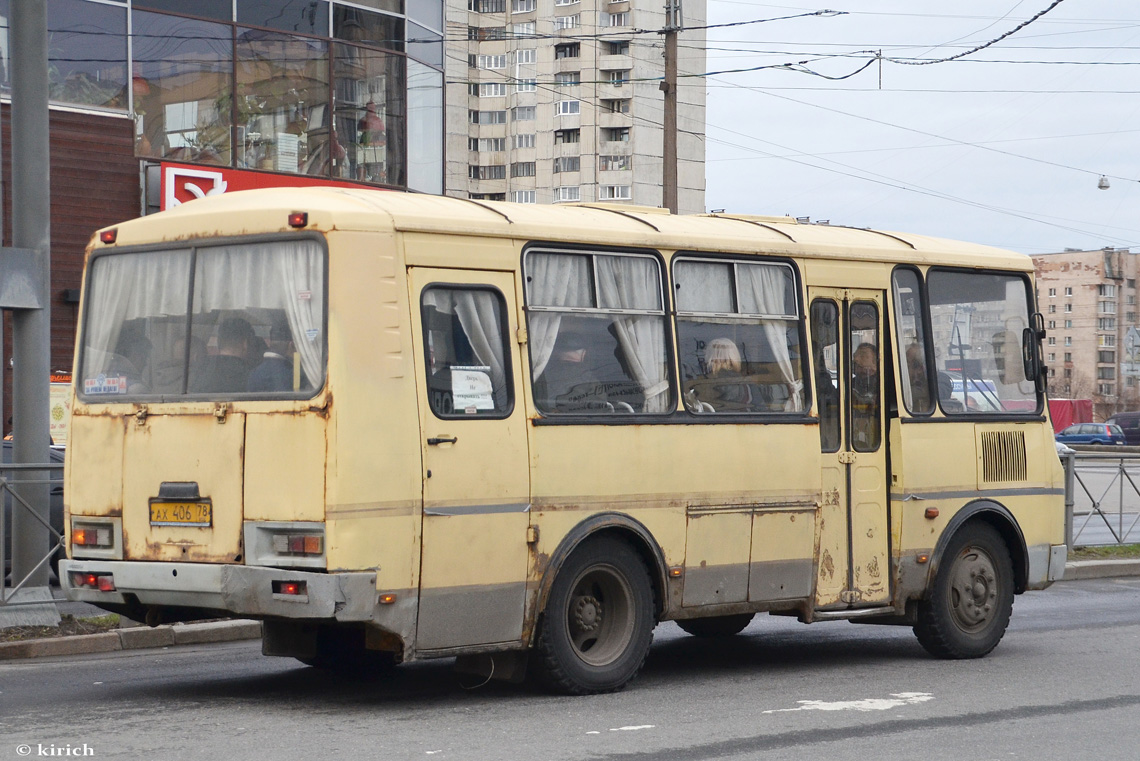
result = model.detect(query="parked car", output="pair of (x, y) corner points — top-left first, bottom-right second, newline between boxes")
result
(1054, 422), (1126, 446)
(2, 441), (65, 579)
(1105, 412), (1140, 446)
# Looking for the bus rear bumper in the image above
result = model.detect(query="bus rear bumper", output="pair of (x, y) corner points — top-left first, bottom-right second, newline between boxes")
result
(59, 559), (378, 622)
(1027, 542), (1068, 589)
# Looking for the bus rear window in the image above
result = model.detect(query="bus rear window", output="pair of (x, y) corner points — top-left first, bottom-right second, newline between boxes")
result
(79, 238), (326, 401)
(926, 270), (1038, 415)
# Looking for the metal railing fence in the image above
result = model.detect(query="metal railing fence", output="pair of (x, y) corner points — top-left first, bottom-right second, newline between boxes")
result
(1062, 451), (1140, 548)
(1, 459), (64, 607)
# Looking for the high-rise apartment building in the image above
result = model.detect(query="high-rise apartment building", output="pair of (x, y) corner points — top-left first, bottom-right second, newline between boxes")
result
(1033, 247), (1140, 417)
(446, 0), (706, 211)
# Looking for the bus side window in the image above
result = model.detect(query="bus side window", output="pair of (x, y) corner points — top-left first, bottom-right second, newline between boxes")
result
(421, 286), (513, 418)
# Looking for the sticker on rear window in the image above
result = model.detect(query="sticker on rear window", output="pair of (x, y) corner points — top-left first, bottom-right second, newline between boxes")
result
(84, 375), (128, 395)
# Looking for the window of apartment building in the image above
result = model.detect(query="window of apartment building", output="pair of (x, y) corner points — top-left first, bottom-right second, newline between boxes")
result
(555, 0), (580, 5)
(1065, 287), (1073, 296)
(1048, 288), (1056, 297)
(1064, 352), (1071, 362)
(602, 127), (630, 142)
(1100, 335), (1116, 347)
(1099, 318), (1117, 330)
(1130, 279), (1137, 289)
(469, 164), (507, 180)
(1064, 368), (1072, 379)
(1048, 337), (1056, 346)
(1047, 320), (1055, 329)
(1048, 305), (1056, 314)
(1099, 367), (1116, 380)
(556, 100), (581, 116)
(473, 0), (506, 12)
(555, 43), (580, 59)
(606, 40), (631, 55)
(554, 128), (580, 144)
(511, 161), (537, 177)
(605, 69), (630, 86)
(600, 184), (631, 200)
(1064, 336), (1072, 346)
(470, 137), (506, 152)
(1100, 383), (1114, 395)
(1100, 350), (1116, 363)
(555, 14), (581, 29)
(512, 190), (536, 203)
(607, 11), (630, 26)
(1048, 367), (1055, 378)
(479, 83), (508, 97)
(555, 72), (581, 87)
(602, 98), (631, 113)
(478, 54), (506, 70)
(513, 0), (537, 11)
(470, 192), (507, 200)
(553, 156), (581, 173)
(469, 109), (507, 124)
(555, 186), (581, 202)
(515, 79), (537, 92)
(512, 133), (536, 149)
(513, 105), (536, 121)
(1065, 319), (1072, 328)
(469, 54), (478, 68)
(469, 26), (507, 41)
(514, 49), (537, 65)
(1100, 301), (1117, 314)
(1047, 353), (1055, 362)
(1065, 303), (1072, 312)
(1099, 284), (1116, 297)
(1130, 312), (1138, 322)
(600, 154), (632, 171)
(513, 21), (536, 36)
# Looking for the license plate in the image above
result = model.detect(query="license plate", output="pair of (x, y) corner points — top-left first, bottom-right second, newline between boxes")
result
(149, 501), (212, 527)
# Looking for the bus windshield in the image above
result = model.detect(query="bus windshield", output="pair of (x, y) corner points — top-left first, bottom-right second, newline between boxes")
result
(78, 237), (326, 402)
(926, 270), (1038, 414)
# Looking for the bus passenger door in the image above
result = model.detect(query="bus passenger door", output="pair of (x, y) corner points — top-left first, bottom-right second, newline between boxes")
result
(809, 289), (890, 609)
(408, 268), (531, 652)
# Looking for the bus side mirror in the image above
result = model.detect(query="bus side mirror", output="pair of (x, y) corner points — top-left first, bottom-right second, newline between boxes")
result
(1022, 319), (1046, 393)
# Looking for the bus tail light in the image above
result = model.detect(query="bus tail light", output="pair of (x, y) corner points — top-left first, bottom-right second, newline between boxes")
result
(272, 580), (307, 597)
(287, 211), (308, 228)
(73, 526), (113, 548)
(70, 572), (116, 592)
(270, 532), (323, 556)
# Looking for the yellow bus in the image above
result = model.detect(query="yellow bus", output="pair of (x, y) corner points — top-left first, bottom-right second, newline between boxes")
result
(61, 189), (1066, 694)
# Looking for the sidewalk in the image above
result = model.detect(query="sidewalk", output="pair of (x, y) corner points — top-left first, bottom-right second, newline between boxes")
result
(3, 558), (1137, 662)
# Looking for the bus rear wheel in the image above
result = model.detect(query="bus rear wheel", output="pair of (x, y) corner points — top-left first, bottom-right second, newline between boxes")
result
(913, 523), (1014, 659)
(676, 613), (754, 637)
(533, 537), (655, 695)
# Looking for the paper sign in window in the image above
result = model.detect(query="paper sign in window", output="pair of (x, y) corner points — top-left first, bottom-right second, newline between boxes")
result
(451, 366), (494, 411)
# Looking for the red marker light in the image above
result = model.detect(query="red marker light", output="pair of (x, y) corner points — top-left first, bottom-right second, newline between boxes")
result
(287, 212), (308, 228)
(99, 228), (118, 244)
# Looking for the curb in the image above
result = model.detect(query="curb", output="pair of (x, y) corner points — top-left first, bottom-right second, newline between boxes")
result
(1060, 559), (1140, 581)
(0, 619), (261, 661)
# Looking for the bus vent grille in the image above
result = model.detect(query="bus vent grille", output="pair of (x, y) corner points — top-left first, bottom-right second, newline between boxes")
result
(980, 431), (1027, 482)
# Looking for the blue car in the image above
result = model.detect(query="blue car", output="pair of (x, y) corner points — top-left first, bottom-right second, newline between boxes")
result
(1055, 423), (1126, 446)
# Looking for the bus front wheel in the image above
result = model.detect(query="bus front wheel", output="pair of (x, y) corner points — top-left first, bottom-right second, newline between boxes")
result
(913, 523), (1014, 659)
(533, 537), (655, 694)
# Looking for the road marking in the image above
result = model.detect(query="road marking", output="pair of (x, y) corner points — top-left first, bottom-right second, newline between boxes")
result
(763, 692), (934, 713)
(610, 725), (655, 731)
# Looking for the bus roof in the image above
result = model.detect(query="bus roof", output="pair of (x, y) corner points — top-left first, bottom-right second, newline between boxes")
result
(97, 187), (1032, 271)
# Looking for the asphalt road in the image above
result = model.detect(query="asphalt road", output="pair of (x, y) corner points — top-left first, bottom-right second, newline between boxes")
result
(2, 577), (1140, 761)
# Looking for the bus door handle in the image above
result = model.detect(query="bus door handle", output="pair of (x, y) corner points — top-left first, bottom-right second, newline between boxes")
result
(427, 436), (458, 446)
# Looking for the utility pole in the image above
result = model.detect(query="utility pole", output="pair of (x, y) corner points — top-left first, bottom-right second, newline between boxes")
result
(660, 0), (680, 214)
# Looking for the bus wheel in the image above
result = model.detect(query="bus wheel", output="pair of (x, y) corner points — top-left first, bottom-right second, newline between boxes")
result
(533, 537), (655, 694)
(913, 523), (1014, 659)
(676, 613), (754, 637)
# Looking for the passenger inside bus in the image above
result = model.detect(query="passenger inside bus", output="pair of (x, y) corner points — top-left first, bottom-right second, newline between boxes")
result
(687, 338), (753, 412)
(192, 317), (255, 394)
(534, 327), (609, 412)
(905, 343), (932, 411)
(249, 318), (298, 392)
(851, 342), (880, 449)
(111, 330), (152, 395)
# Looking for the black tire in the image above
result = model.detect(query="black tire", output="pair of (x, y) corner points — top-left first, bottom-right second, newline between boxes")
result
(676, 613), (754, 637)
(914, 522), (1014, 659)
(298, 626), (398, 673)
(532, 536), (655, 695)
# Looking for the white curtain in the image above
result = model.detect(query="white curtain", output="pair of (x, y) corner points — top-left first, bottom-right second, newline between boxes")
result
(83, 250), (191, 376)
(195, 240), (325, 384)
(595, 256), (670, 413)
(526, 253), (592, 380)
(738, 264), (803, 411)
(423, 289), (508, 409)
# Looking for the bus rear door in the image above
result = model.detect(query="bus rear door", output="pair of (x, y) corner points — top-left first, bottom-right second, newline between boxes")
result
(408, 267), (531, 652)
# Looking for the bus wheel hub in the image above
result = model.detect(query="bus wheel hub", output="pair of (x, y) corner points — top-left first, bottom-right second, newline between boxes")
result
(573, 595), (602, 631)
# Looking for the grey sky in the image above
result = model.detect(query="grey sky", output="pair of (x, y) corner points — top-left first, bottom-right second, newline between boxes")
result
(703, 0), (1140, 254)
